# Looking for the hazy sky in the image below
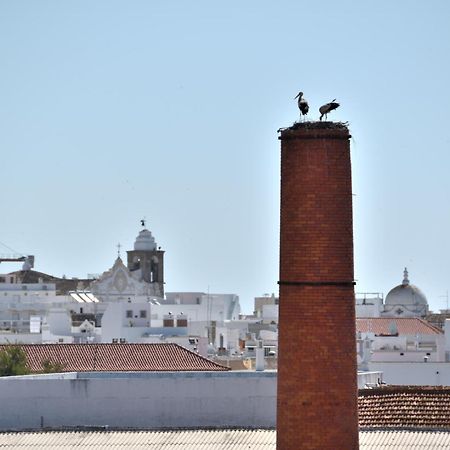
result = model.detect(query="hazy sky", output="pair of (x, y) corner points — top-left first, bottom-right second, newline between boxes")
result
(1, 1), (450, 313)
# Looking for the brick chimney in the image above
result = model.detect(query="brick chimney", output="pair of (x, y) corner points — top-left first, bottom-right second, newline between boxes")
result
(276, 123), (359, 449)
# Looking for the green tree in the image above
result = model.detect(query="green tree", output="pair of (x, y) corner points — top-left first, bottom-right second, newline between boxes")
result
(42, 359), (65, 373)
(0, 346), (30, 376)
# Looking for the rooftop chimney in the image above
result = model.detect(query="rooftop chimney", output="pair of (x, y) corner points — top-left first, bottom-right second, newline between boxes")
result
(277, 122), (359, 449)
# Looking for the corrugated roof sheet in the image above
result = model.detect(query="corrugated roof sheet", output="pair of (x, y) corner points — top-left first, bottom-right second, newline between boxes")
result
(359, 430), (450, 449)
(356, 318), (442, 336)
(0, 344), (229, 372)
(1, 430), (450, 449)
(359, 386), (450, 429)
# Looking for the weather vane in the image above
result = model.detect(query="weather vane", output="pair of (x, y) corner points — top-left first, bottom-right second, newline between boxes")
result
(117, 243), (121, 257)
(141, 218), (146, 227)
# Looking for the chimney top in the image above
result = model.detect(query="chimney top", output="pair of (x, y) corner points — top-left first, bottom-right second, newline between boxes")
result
(278, 121), (350, 140)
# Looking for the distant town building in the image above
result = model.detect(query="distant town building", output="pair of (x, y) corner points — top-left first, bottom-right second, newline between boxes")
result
(356, 268), (429, 319)
(0, 225), (241, 353)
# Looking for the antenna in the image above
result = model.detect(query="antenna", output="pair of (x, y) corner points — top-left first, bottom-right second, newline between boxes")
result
(439, 290), (449, 312)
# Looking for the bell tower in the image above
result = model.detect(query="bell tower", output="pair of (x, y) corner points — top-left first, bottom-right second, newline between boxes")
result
(127, 222), (165, 297)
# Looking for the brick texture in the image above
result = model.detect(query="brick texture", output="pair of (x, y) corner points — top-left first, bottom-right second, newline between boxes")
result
(276, 124), (359, 449)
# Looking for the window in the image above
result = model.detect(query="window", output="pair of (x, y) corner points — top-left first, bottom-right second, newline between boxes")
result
(140, 310), (147, 319)
(177, 319), (188, 327)
(163, 318), (174, 327)
(112, 338), (118, 343)
(126, 310), (133, 318)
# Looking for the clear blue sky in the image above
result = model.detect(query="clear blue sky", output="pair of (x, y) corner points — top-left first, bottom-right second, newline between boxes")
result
(1, 1), (450, 313)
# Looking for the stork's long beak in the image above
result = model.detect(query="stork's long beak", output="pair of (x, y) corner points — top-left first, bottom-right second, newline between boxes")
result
(294, 93), (300, 99)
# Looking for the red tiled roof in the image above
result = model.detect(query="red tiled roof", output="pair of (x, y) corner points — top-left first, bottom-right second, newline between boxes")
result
(358, 386), (450, 429)
(0, 343), (230, 373)
(356, 318), (443, 336)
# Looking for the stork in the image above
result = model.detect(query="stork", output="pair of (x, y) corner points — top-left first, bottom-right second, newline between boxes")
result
(319, 99), (339, 121)
(294, 92), (309, 121)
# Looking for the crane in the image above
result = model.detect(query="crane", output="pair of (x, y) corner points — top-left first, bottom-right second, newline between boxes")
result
(0, 255), (34, 270)
(0, 241), (34, 269)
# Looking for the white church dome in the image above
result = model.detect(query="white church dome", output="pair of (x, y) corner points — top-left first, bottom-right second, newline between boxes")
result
(385, 268), (428, 308)
(134, 229), (156, 251)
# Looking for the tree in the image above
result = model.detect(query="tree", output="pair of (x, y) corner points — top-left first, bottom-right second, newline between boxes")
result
(42, 359), (65, 373)
(0, 345), (30, 376)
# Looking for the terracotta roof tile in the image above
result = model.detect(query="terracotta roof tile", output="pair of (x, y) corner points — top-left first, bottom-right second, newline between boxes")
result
(356, 318), (443, 336)
(0, 343), (230, 373)
(359, 386), (450, 429)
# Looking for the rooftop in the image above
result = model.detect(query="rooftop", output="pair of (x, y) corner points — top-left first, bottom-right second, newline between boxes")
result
(359, 386), (450, 429)
(0, 343), (230, 373)
(1, 429), (449, 449)
(356, 318), (442, 336)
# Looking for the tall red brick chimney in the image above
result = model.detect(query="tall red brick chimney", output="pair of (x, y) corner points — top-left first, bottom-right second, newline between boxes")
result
(276, 123), (359, 449)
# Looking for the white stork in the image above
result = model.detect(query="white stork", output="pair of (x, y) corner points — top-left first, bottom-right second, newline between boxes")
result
(319, 99), (340, 121)
(294, 92), (309, 121)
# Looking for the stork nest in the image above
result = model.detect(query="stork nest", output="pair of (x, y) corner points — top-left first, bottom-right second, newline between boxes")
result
(278, 121), (349, 133)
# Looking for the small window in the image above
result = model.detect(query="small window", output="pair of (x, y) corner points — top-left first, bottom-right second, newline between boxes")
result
(177, 319), (188, 327)
(163, 318), (174, 327)
(119, 338), (126, 343)
(112, 338), (118, 343)
(140, 310), (147, 319)
(126, 310), (133, 318)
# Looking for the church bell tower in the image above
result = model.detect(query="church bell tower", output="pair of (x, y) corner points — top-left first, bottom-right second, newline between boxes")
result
(127, 222), (165, 297)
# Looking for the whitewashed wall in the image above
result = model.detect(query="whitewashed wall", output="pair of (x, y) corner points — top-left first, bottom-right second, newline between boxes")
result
(0, 370), (384, 431)
(368, 361), (450, 385)
(0, 372), (276, 431)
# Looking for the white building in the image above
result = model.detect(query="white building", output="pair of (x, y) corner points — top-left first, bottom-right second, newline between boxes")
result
(0, 225), (242, 352)
(0, 281), (74, 343)
(356, 268), (429, 319)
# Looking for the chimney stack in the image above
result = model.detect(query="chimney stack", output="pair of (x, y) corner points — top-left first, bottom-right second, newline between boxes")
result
(277, 123), (359, 449)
